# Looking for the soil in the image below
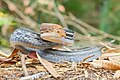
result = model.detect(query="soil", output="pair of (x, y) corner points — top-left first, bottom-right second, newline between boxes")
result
(0, 62), (119, 80)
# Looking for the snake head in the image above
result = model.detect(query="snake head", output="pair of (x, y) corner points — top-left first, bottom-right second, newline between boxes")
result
(40, 23), (75, 46)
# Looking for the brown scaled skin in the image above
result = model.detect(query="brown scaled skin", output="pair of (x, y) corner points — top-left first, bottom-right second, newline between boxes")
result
(40, 23), (66, 38)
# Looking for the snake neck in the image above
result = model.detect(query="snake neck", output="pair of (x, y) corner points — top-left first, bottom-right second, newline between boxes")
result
(10, 26), (75, 51)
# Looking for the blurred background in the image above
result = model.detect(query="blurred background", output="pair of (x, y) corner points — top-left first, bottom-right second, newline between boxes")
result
(0, 0), (120, 49)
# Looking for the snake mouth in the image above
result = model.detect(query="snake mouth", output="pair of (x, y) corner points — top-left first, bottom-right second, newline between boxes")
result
(41, 28), (75, 46)
(41, 32), (74, 46)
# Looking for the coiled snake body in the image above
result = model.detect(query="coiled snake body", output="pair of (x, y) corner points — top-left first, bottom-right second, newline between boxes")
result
(10, 28), (102, 63)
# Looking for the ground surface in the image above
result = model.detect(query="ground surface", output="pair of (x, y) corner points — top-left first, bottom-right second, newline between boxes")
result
(0, 48), (120, 80)
(0, 61), (119, 80)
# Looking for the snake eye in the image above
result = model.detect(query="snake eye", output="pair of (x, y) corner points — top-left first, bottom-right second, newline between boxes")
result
(46, 30), (49, 32)
(57, 31), (60, 33)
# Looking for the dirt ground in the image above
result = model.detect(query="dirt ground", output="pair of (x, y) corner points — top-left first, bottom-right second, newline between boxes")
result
(0, 61), (119, 80)
(0, 48), (120, 80)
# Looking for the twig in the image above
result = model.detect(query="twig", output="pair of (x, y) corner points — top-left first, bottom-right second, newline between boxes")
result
(0, 49), (9, 57)
(69, 13), (120, 41)
(21, 54), (29, 76)
(13, 18), (29, 25)
(52, 0), (68, 28)
(3, 0), (40, 31)
(66, 20), (90, 36)
(38, 7), (120, 48)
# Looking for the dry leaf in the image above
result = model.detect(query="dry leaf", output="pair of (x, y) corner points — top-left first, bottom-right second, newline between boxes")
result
(101, 53), (120, 58)
(35, 65), (47, 72)
(0, 57), (12, 62)
(91, 60), (120, 70)
(114, 70), (120, 78)
(0, 49), (18, 64)
(16, 59), (39, 66)
(108, 56), (120, 64)
(8, 49), (19, 58)
(36, 52), (60, 78)
(0, 50), (8, 58)
(105, 49), (120, 53)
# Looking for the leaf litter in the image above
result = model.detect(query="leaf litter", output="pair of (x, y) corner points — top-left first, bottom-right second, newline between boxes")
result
(0, 45), (120, 80)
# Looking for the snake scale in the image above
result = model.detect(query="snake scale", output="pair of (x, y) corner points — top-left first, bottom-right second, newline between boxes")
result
(10, 28), (102, 63)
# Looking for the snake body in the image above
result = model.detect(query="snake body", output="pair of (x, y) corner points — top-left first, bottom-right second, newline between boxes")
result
(10, 28), (102, 63)
(37, 46), (102, 63)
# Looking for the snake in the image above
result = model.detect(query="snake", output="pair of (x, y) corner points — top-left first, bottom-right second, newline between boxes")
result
(10, 23), (102, 63)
